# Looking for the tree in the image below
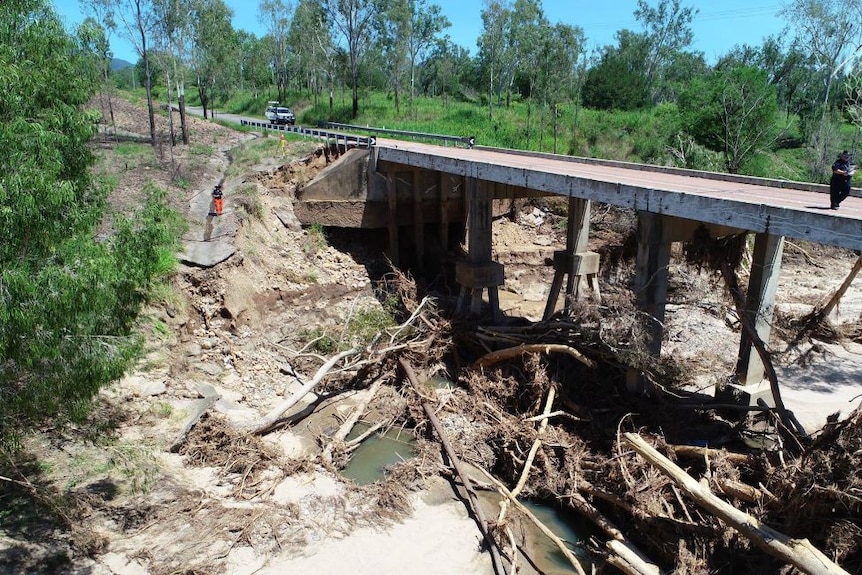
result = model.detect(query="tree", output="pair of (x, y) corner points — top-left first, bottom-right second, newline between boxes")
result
(259, 0), (293, 102)
(315, 0), (377, 118)
(782, 0), (862, 108)
(96, 0), (160, 144)
(476, 0), (512, 119)
(376, 0), (410, 114)
(78, 2), (118, 138)
(405, 0), (450, 114)
(0, 0), (183, 444)
(582, 30), (650, 111)
(420, 38), (471, 104)
(151, 0), (197, 145)
(192, 0), (238, 118)
(634, 0), (697, 102)
(680, 65), (779, 173)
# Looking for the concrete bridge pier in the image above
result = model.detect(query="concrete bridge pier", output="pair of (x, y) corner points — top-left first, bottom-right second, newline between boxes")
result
(456, 177), (504, 320)
(624, 212), (786, 402)
(543, 197), (601, 320)
(627, 211), (673, 394)
(725, 232), (785, 404)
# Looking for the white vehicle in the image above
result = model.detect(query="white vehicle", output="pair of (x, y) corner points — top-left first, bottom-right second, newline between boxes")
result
(265, 101), (296, 125)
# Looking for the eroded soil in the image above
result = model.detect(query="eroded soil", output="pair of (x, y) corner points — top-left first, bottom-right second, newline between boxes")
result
(2, 97), (862, 575)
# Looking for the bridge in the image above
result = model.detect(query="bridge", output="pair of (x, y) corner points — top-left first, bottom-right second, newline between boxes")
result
(243, 119), (862, 401)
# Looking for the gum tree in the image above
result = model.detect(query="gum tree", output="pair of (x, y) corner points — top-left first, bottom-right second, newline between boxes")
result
(0, 0), (183, 445)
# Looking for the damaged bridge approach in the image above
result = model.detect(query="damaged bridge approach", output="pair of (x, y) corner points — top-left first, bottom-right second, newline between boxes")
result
(293, 138), (862, 401)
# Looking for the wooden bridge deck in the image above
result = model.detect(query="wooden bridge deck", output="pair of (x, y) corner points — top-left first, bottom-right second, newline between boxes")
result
(375, 139), (862, 252)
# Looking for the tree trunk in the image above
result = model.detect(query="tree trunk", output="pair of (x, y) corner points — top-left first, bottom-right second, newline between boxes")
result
(624, 432), (850, 575)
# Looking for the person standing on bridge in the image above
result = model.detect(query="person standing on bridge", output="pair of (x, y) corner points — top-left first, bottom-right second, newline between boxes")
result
(830, 150), (855, 209)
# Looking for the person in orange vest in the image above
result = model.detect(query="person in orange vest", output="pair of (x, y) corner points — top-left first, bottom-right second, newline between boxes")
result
(212, 184), (224, 216)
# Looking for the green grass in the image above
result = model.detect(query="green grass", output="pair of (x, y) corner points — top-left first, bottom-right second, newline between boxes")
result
(138, 83), (858, 184)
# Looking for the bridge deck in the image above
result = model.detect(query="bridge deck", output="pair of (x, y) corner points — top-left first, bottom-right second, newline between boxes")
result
(375, 139), (862, 252)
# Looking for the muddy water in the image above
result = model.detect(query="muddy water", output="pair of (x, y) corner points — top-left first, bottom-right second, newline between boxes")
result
(342, 422), (591, 574)
(520, 499), (592, 574)
(341, 424), (417, 485)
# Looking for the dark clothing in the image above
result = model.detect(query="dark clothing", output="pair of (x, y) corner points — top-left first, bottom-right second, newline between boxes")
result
(830, 157), (853, 209)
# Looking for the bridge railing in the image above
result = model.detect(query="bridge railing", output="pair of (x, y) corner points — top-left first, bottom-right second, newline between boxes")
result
(317, 122), (474, 148)
(239, 120), (373, 148)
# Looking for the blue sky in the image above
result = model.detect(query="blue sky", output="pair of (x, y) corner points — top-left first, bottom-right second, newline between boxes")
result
(52, 0), (786, 65)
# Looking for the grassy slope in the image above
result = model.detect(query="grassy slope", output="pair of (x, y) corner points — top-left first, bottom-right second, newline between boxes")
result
(157, 84), (858, 185)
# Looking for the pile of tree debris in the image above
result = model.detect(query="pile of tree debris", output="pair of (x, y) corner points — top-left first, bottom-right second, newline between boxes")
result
(170, 256), (861, 575)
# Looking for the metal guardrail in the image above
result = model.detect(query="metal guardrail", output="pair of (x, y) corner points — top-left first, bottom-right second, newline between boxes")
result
(317, 122), (474, 148)
(239, 120), (373, 147)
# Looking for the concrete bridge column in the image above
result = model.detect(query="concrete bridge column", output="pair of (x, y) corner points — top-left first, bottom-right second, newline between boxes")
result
(456, 177), (503, 320)
(543, 197), (601, 319)
(627, 211), (673, 394)
(728, 233), (785, 399)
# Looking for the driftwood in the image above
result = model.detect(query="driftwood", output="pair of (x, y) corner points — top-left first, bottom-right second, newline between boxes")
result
(473, 343), (596, 369)
(719, 261), (800, 442)
(625, 432), (851, 575)
(322, 377), (385, 463)
(398, 357), (507, 575)
(565, 488), (664, 575)
(169, 394), (220, 453)
(477, 467), (588, 575)
(813, 254), (862, 321)
(670, 444), (752, 466)
(493, 386), (556, 567)
(241, 347), (361, 435)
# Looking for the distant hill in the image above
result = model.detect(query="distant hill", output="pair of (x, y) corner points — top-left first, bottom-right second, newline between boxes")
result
(111, 58), (133, 71)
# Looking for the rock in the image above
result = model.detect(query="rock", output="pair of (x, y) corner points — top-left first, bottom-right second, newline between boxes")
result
(179, 240), (235, 268)
(194, 362), (223, 376)
(138, 381), (167, 397)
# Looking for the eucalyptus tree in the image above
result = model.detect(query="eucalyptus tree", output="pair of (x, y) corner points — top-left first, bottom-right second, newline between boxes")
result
(634, 0), (697, 102)
(0, 0), (183, 445)
(80, 1), (118, 132)
(289, 0), (329, 102)
(315, 0), (377, 118)
(507, 0), (546, 143)
(259, 0), (294, 102)
(376, 0), (410, 114)
(781, 0), (862, 108)
(94, 0), (160, 143)
(404, 0), (450, 113)
(781, 0), (862, 178)
(539, 23), (586, 152)
(237, 31), (271, 97)
(151, 0), (197, 144)
(192, 0), (238, 118)
(476, 0), (512, 119)
(420, 38), (471, 104)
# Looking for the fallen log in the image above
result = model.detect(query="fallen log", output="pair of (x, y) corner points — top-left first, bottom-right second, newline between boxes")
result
(398, 358), (507, 575)
(476, 467), (587, 575)
(670, 444), (752, 466)
(495, 386), (556, 562)
(566, 490), (664, 575)
(322, 377), (385, 463)
(624, 432), (850, 575)
(473, 343), (596, 369)
(241, 347), (361, 436)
